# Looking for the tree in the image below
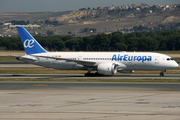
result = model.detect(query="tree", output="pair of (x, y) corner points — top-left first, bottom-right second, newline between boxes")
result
(97, 7), (101, 10)
(167, 35), (179, 50)
(138, 37), (159, 51)
(176, 35), (180, 49)
(10, 20), (29, 25)
(91, 33), (111, 51)
(79, 8), (86, 10)
(65, 39), (79, 51)
(111, 32), (124, 49)
(47, 30), (54, 36)
(125, 37), (139, 51)
(125, 32), (136, 39)
(56, 40), (65, 51)
(2, 29), (180, 51)
(138, 37), (148, 51)
(141, 3), (149, 6)
(62, 36), (72, 41)
(155, 35), (168, 50)
(135, 31), (145, 38)
(82, 36), (95, 51)
(133, 26), (138, 31)
(131, 4), (136, 6)
(45, 20), (59, 25)
(36, 37), (50, 50)
(114, 43), (127, 51)
(68, 31), (72, 34)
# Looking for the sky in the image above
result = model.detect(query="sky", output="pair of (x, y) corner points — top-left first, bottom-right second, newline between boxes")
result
(0, 0), (179, 13)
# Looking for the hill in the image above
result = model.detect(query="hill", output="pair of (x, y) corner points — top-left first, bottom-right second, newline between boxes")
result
(0, 4), (180, 37)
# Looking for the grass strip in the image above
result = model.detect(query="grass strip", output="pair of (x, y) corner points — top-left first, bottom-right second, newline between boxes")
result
(0, 69), (87, 74)
(0, 56), (22, 62)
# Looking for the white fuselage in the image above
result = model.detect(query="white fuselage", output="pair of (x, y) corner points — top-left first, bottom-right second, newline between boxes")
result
(20, 51), (179, 71)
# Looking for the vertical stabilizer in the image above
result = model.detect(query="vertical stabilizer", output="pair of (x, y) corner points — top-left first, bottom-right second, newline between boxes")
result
(16, 26), (47, 54)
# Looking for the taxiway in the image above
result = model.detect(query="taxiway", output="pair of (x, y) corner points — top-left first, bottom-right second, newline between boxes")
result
(0, 82), (180, 91)
(0, 82), (180, 120)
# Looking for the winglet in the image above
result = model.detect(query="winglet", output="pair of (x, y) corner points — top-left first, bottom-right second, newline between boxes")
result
(16, 26), (47, 54)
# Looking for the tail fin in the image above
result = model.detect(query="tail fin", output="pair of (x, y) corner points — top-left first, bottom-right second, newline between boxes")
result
(16, 26), (47, 55)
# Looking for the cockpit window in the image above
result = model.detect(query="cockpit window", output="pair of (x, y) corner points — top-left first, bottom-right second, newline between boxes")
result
(167, 58), (173, 61)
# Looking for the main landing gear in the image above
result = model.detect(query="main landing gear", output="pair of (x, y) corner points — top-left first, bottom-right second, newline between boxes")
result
(85, 68), (94, 76)
(84, 68), (102, 77)
(84, 72), (102, 77)
(160, 70), (166, 76)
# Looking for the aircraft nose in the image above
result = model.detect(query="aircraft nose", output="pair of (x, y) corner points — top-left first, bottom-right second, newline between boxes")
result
(174, 61), (179, 68)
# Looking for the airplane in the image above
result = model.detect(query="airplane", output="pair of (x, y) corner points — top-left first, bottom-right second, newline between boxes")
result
(14, 26), (179, 76)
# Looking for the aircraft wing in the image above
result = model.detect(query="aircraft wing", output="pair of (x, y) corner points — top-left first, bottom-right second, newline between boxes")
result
(31, 55), (97, 67)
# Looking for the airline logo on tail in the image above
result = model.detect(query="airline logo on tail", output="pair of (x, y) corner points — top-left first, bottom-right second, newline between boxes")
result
(24, 39), (35, 48)
(16, 26), (47, 54)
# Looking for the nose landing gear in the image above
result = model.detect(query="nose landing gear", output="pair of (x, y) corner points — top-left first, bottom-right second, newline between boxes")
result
(160, 70), (166, 76)
(160, 72), (164, 76)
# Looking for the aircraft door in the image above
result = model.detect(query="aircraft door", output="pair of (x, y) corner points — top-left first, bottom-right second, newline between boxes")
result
(77, 56), (82, 60)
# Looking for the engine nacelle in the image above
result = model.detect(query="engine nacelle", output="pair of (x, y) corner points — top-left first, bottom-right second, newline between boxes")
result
(97, 63), (117, 75)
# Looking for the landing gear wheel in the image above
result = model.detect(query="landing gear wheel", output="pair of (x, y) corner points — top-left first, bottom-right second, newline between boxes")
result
(160, 70), (166, 77)
(85, 73), (88, 77)
(95, 72), (99, 76)
(84, 73), (94, 77)
(84, 72), (103, 77)
(160, 73), (164, 76)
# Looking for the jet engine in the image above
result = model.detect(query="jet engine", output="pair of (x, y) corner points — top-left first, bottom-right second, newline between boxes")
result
(97, 63), (117, 75)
